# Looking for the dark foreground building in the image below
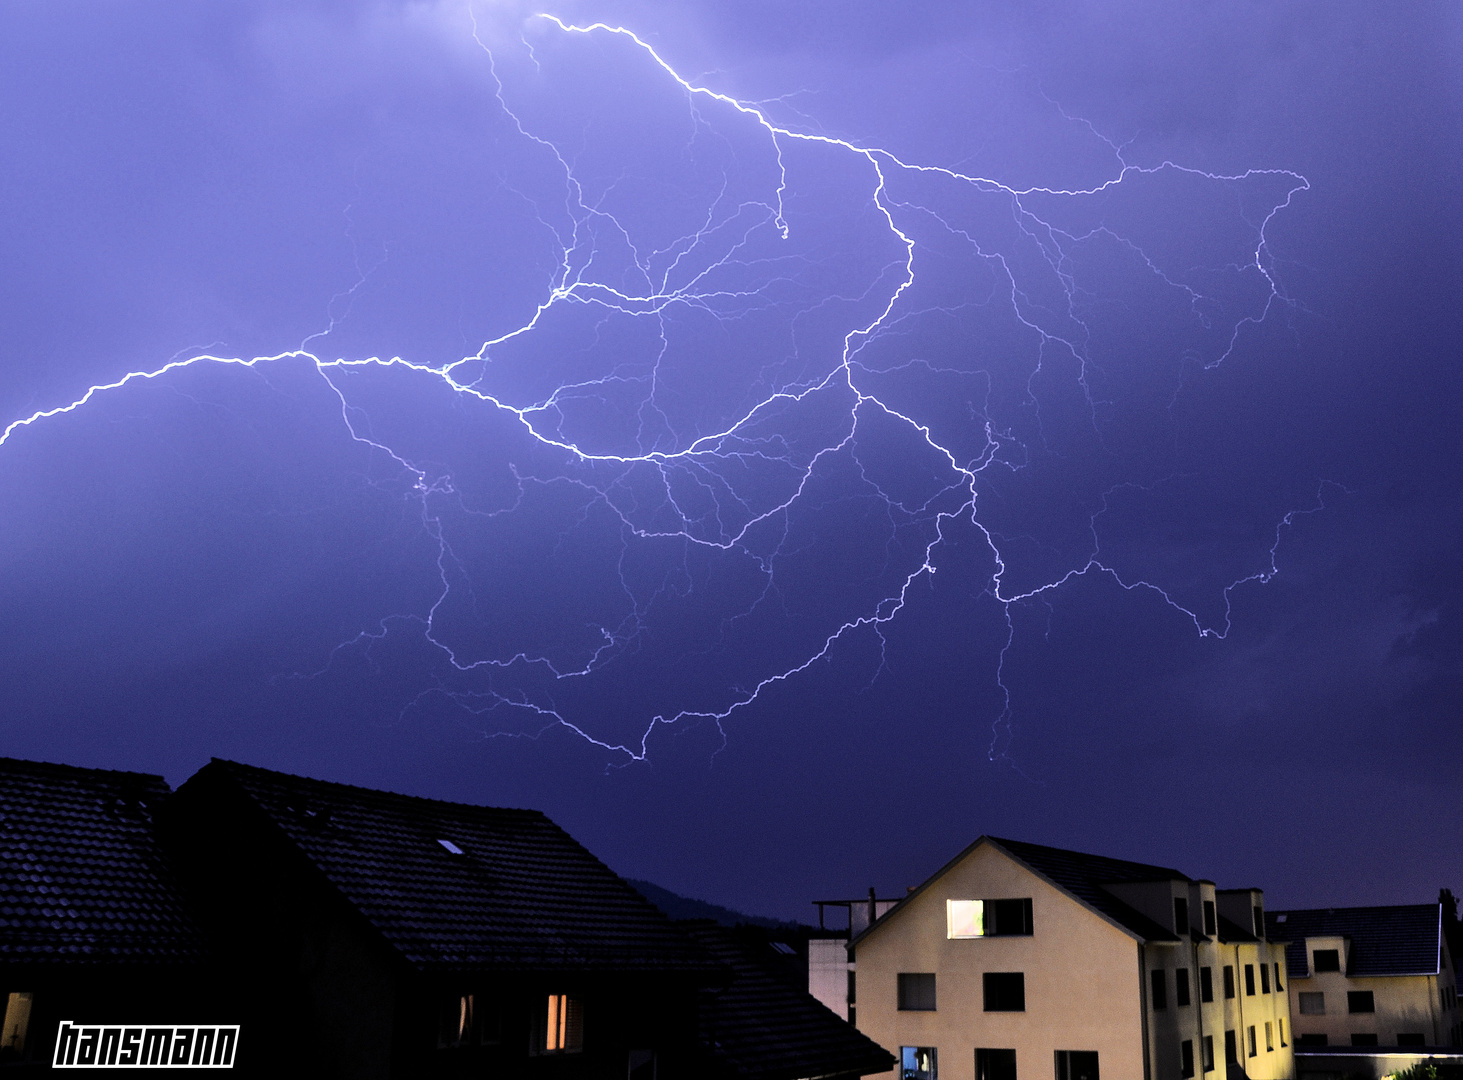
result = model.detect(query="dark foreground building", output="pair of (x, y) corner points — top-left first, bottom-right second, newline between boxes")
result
(0, 758), (211, 1072)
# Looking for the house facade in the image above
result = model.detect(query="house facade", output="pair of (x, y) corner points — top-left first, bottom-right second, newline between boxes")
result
(1267, 904), (1461, 1060)
(848, 836), (1294, 1080)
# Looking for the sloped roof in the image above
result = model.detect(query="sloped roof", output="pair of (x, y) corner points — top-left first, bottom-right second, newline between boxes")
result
(185, 759), (716, 975)
(1267, 904), (1442, 979)
(0, 757), (203, 964)
(852, 835), (1206, 947)
(685, 923), (896, 1080)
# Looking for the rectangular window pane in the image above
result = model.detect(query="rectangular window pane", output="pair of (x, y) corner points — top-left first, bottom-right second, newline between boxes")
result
(975, 1048), (1015, 1080)
(1224, 1030), (1237, 1064)
(1199, 967), (1213, 1003)
(1202, 1036), (1213, 1072)
(1222, 966), (1234, 1000)
(1312, 949), (1340, 972)
(990, 898), (1034, 936)
(983, 972), (1025, 1012)
(1253, 906), (1264, 936)
(898, 973), (937, 1011)
(1150, 969), (1167, 1010)
(902, 1046), (938, 1080)
(1265, 1022), (1273, 1052)
(1298, 992), (1324, 1015)
(1296, 1034), (1327, 1047)
(1247, 1026), (1257, 1057)
(1054, 1050), (1099, 1080)
(1175, 898), (1189, 934)
(1347, 991), (1374, 1014)
(1273, 962), (1283, 992)
(1279, 1018), (1285, 1047)
(1260, 964), (1270, 994)
(1176, 969), (1191, 1007)
(1202, 901), (1217, 936)
(949, 900), (985, 938)
(1397, 1033), (1426, 1047)
(1244, 964), (1255, 996)
(1350, 1033), (1378, 1046)
(1181, 1039), (1194, 1078)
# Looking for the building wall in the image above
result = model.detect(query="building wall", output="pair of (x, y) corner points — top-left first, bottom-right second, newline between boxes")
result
(1287, 934), (1458, 1047)
(852, 842), (1146, 1080)
(809, 938), (850, 1021)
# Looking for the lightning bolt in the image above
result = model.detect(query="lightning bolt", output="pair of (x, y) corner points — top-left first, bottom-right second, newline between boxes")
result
(2, 10), (1319, 766)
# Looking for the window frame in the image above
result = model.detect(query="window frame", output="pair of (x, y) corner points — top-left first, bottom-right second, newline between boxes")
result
(981, 971), (1025, 1013)
(1176, 968), (1191, 1008)
(901, 1045), (938, 1080)
(1346, 990), (1375, 1014)
(1244, 964), (1256, 996)
(1199, 966), (1213, 1003)
(897, 973), (938, 1012)
(1222, 965), (1235, 1000)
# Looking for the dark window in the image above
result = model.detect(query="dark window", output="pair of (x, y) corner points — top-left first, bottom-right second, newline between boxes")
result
(898, 973), (937, 1011)
(902, 1047), (937, 1080)
(1296, 1034), (1327, 1047)
(1247, 1026), (1257, 1057)
(1347, 991), (1374, 1014)
(1313, 949), (1340, 972)
(1244, 964), (1255, 996)
(1253, 906), (1264, 937)
(989, 898), (1034, 936)
(1260, 964), (1270, 994)
(1202, 901), (1217, 936)
(1298, 992), (1324, 1015)
(1151, 969), (1167, 1010)
(1181, 1039), (1194, 1078)
(0, 993), (32, 1059)
(1202, 1036), (1214, 1073)
(1273, 962), (1283, 992)
(628, 1050), (657, 1080)
(1054, 1050), (1099, 1080)
(1350, 1034), (1378, 1046)
(1265, 1022), (1273, 1052)
(1222, 966), (1235, 999)
(1199, 967), (1213, 1003)
(983, 972), (1025, 1012)
(438, 992), (500, 1048)
(1176, 969), (1191, 1007)
(976, 1048), (1016, 1080)
(1397, 1033), (1425, 1047)
(848, 970), (856, 1005)
(1175, 897), (1190, 934)
(1224, 1030), (1237, 1064)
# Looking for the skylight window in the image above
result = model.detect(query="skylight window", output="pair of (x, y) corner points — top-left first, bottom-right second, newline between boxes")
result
(437, 839), (465, 856)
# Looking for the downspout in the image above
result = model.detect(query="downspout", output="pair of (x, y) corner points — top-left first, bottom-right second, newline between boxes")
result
(1234, 944), (1245, 1071)
(1193, 935), (1205, 1077)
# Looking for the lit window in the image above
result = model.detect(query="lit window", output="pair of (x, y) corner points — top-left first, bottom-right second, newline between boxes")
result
(975, 1048), (1015, 1080)
(1181, 1039), (1194, 1078)
(1, 993), (32, 1057)
(947, 898), (1033, 938)
(536, 994), (583, 1054)
(901, 1046), (937, 1080)
(1054, 1050), (1098, 1080)
(898, 973), (937, 1011)
(1347, 991), (1374, 1014)
(1298, 992), (1324, 1015)
(1312, 949), (1340, 972)
(438, 993), (475, 1048)
(1202, 1035), (1214, 1073)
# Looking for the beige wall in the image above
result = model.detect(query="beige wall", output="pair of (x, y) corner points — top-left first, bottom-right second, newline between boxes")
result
(852, 842), (1147, 1080)
(1288, 935), (1458, 1047)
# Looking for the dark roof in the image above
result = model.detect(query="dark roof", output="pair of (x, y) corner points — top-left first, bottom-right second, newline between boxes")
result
(1267, 904), (1442, 979)
(685, 923), (896, 1080)
(0, 757), (203, 964)
(188, 759), (717, 975)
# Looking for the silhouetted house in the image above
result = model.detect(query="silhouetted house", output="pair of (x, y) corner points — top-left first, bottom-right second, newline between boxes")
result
(162, 759), (721, 1078)
(684, 922), (896, 1080)
(0, 758), (210, 1070)
(847, 836), (1294, 1080)
(1266, 903), (1462, 1077)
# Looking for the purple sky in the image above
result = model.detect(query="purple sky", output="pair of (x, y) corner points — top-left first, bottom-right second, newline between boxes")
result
(1, 1), (1459, 921)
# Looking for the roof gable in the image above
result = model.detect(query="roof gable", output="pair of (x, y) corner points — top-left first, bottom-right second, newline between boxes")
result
(0, 757), (202, 964)
(189, 759), (714, 974)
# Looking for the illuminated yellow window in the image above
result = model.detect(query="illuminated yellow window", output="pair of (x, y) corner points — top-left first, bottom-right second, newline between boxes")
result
(542, 994), (583, 1053)
(947, 899), (984, 938)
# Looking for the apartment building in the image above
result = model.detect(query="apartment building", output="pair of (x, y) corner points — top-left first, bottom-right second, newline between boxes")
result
(847, 836), (1294, 1080)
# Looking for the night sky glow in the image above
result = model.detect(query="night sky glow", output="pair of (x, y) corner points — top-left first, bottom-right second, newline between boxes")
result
(1, 1), (1459, 920)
